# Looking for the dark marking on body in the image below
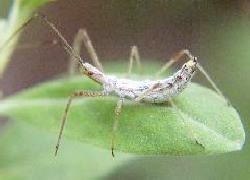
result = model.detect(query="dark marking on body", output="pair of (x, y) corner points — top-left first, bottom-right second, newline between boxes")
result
(168, 82), (173, 88)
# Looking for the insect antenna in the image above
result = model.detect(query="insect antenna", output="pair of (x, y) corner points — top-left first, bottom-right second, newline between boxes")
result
(35, 13), (84, 66)
(0, 12), (87, 70)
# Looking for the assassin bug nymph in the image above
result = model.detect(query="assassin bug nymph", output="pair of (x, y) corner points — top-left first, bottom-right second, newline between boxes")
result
(0, 13), (230, 157)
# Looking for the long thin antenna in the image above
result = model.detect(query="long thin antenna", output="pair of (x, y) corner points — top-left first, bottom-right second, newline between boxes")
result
(35, 13), (84, 66)
(0, 12), (85, 68)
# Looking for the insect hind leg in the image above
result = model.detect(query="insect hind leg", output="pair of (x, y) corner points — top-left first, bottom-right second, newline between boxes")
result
(127, 45), (141, 77)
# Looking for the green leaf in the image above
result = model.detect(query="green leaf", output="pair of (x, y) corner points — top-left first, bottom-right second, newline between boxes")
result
(0, 68), (245, 156)
(0, 0), (54, 75)
(0, 121), (130, 180)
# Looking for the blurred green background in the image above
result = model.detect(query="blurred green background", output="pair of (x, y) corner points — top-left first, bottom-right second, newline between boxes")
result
(0, 0), (249, 179)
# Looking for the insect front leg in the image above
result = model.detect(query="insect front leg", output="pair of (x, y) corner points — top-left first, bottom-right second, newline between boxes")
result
(55, 90), (105, 156)
(68, 29), (85, 75)
(156, 49), (194, 77)
(111, 98), (124, 157)
(127, 45), (141, 77)
(80, 29), (104, 72)
(68, 29), (104, 75)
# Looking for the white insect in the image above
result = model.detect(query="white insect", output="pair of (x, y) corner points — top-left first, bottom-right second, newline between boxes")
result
(83, 57), (197, 103)
(0, 13), (229, 157)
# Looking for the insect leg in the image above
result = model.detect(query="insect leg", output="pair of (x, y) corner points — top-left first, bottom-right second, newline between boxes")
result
(111, 98), (124, 157)
(168, 99), (204, 147)
(134, 82), (161, 102)
(127, 45), (141, 77)
(196, 63), (229, 104)
(156, 49), (194, 76)
(68, 29), (85, 75)
(80, 29), (104, 72)
(68, 29), (104, 75)
(167, 50), (224, 99)
(55, 90), (105, 156)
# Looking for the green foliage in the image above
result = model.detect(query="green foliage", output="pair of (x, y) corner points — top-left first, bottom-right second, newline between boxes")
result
(0, 0), (54, 75)
(0, 71), (245, 155)
(0, 121), (129, 180)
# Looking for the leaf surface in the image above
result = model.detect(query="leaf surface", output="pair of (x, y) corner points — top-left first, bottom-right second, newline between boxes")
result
(0, 121), (129, 180)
